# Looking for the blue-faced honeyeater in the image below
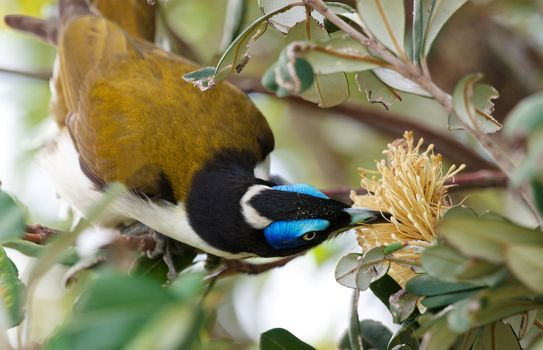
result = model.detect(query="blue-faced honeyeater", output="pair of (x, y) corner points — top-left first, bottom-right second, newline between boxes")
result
(5, 0), (389, 260)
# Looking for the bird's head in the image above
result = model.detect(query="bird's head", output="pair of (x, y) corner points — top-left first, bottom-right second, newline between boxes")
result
(239, 183), (390, 257)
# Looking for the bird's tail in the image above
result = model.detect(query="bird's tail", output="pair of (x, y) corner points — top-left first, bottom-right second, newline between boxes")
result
(3, 0), (156, 44)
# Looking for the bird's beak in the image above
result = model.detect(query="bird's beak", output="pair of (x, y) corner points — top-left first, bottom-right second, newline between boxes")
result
(344, 208), (391, 226)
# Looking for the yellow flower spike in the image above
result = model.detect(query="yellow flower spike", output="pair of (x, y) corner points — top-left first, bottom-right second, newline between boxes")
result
(352, 131), (466, 287)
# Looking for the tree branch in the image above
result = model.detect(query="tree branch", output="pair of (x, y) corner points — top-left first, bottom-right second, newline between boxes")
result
(231, 76), (497, 171)
(0, 67), (51, 81)
(323, 169), (508, 203)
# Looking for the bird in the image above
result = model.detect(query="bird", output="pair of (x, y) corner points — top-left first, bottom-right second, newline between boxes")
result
(4, 0), (390, 265)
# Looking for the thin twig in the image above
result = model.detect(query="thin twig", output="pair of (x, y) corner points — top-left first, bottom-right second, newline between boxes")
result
(216, 254), (303, 278)
(0, 67), (51, 81)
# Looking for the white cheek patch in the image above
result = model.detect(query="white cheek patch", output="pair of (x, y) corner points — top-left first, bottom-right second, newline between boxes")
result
(240, 184), (272, 229)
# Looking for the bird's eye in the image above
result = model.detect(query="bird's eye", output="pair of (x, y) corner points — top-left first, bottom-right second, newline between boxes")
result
(302, 231), (316, 241)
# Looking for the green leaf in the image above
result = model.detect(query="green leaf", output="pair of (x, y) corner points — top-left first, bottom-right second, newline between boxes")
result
(181, 67), (217, 90)
(423, 0), (468, 56)
(369, 273), (402, 308)
(259, 0), (320, 34)
(184, 2), (303, 89)
(419, 315), (458, 350)
(0, 247), (24, 328)
(451, 73), (502, 134)
(131, 250), (197, 285)
(355, 71), (402, 110)
(2, 240), (79, 266)
(389, 290), (418, 323)
(218, 0), (248, 52)
(45, 272), (180, 350)
(356, 247), (389, 291)
(357, 0), (406, 57)
(388, 320), (420, 350)
(297, 36), (384, 74)
(473, 299), (543, 327)
(0, 190), (26, 243)
(339, 319), (393, 350)
(422, 290), (478, 309)
(373, 68), (430, 96)
(505, 244), (543, 293)
(421, 245), (466, 281)
(438, 207), (543, 264)
(121, 300), (203, 350)
(411, 0), (424, 62)
(510, 129), (543, 186)
(336, 253), (362, 289)
(359, 320), (392, 350)
(406, 274), (480, 297)
(300, 72), (349, 107)
(454, 329), (481, 350)
(475, 322), (521, 350)
(533, 180), (543, 216)
(260, 328), (315, 350)
(446, 299), (473, 333)
(285, 17), (350, 107)
(504, 92), (543, 139)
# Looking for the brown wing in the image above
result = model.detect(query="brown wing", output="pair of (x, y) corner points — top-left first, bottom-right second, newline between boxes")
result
(54, 16), (274, 201)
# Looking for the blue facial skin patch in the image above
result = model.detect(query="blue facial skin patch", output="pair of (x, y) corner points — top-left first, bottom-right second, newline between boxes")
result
(264, 219), (330, 249)
(272, 184), (329, 199)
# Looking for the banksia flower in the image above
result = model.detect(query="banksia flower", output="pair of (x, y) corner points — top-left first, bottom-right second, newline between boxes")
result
(352, 131), (465, 286)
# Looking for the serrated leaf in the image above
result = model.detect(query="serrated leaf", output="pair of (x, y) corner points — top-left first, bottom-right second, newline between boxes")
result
(475, 322), (521, 350)
(438, 208), (543, 263)
(505, 244), (543, 293)
(451, 73), (502, 133)
(0, 248), (24, 328)
(423, 0), (468, 56)
(260, 328), (315, 350)
(259, 0), (322, 34)
(357, 0), (406, 57)
(504, 92), (543, 139)
(374, 68), (430, 97)
(184, 2), (302, 90)
(0, 191), (26, 243)
(389, 290), (418, 323)
(335, 253), (362, 289)
(283, 18), (350, 107)
(355, 71), (402, 110)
